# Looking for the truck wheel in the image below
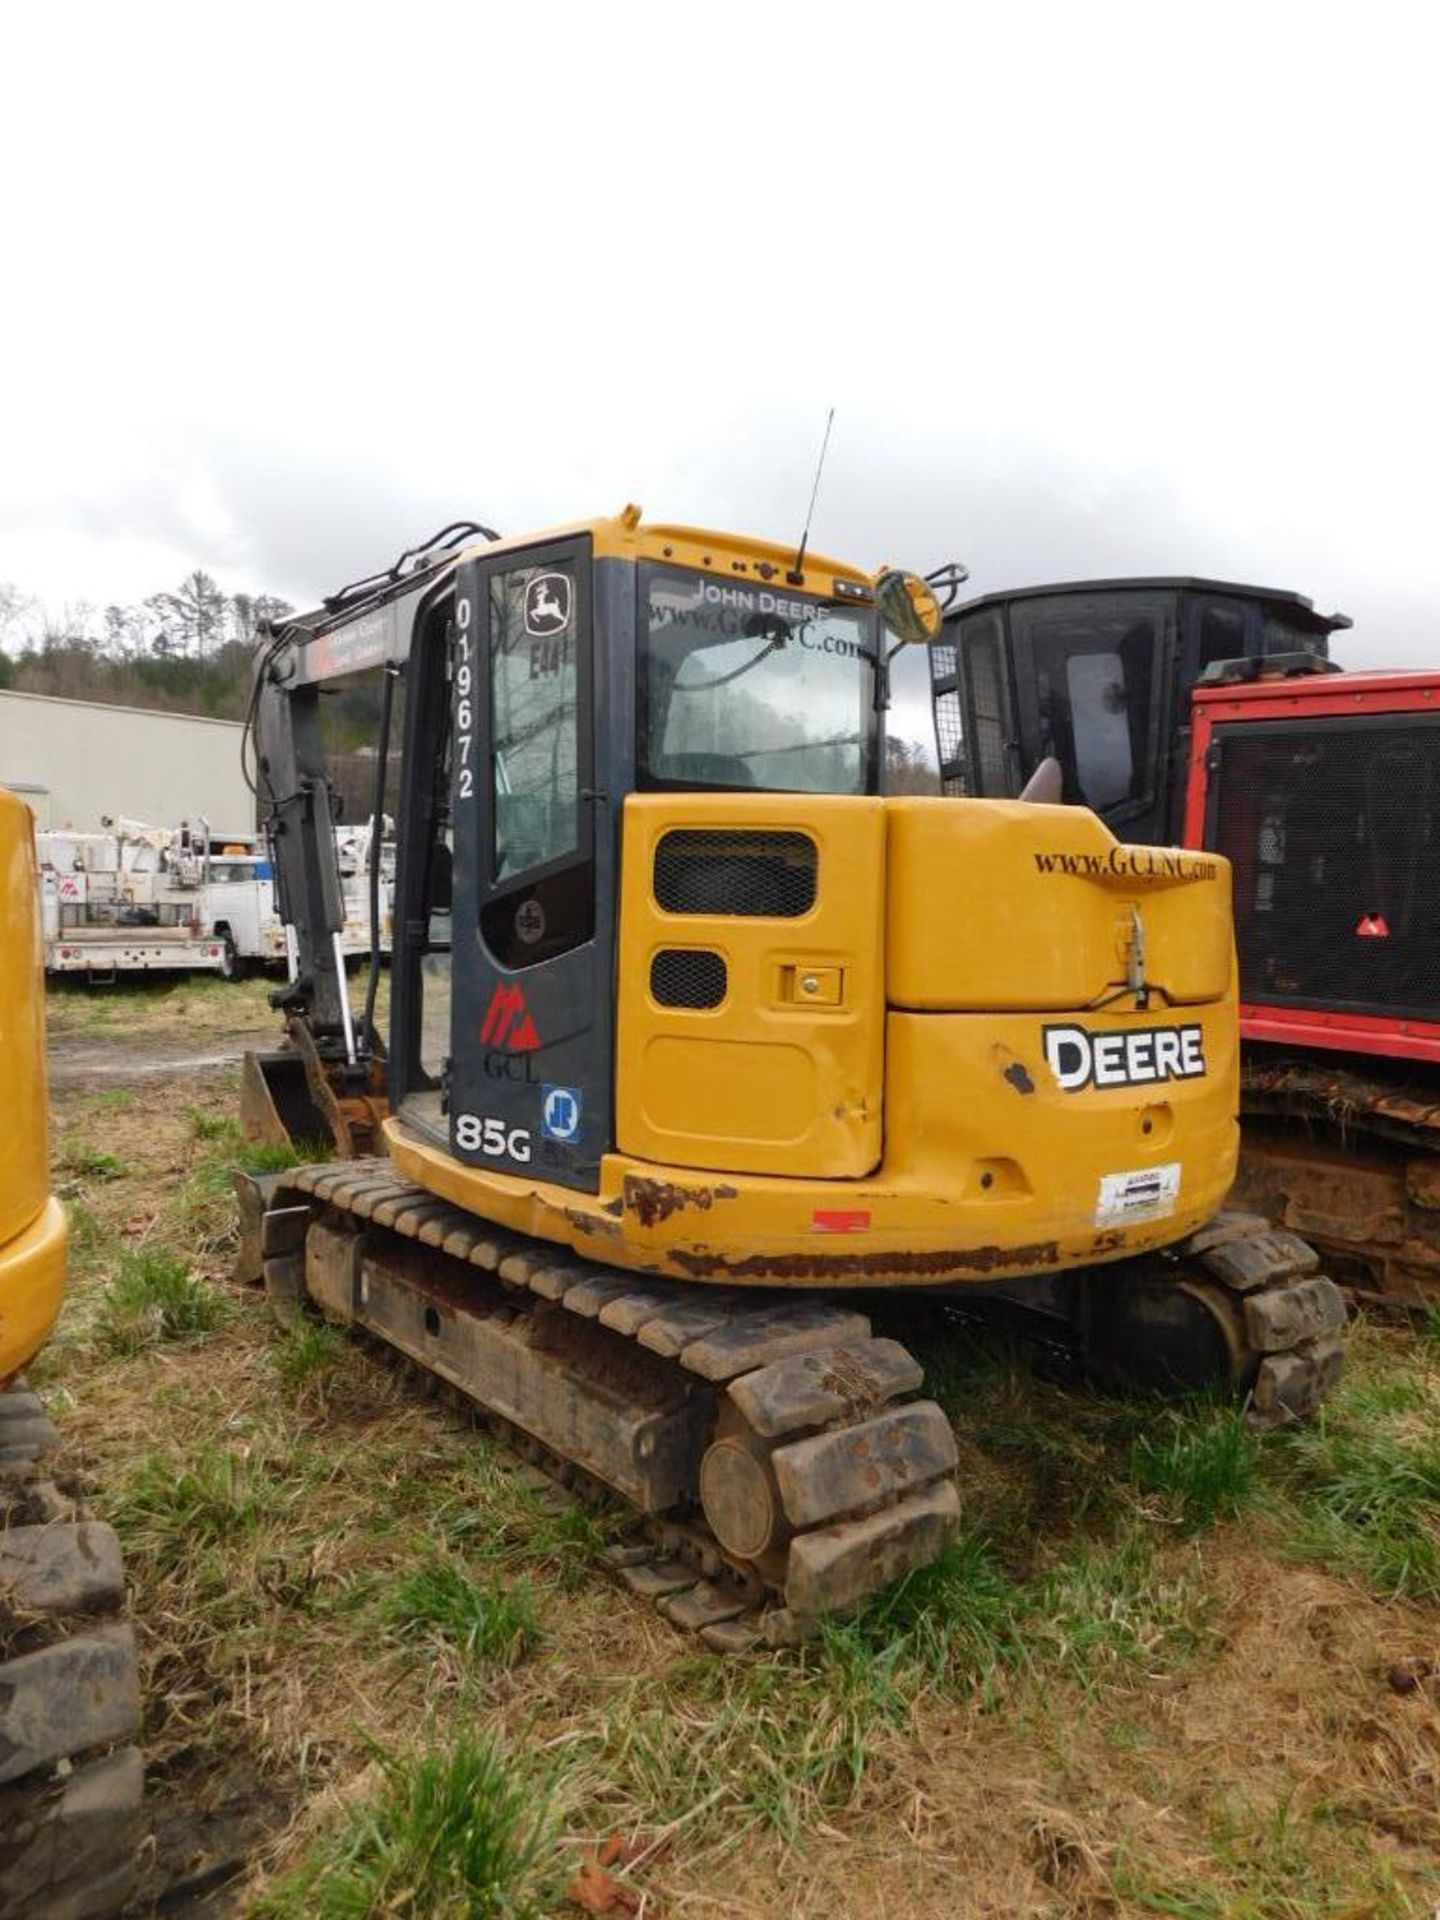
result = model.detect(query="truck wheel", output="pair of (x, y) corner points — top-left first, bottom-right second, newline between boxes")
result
(217, 932), (242, 982)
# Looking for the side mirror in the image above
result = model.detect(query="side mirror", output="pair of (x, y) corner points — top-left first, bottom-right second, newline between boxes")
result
(876, 570), (945, 645)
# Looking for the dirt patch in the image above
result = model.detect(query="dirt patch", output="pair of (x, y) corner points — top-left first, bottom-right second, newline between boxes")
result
(49, 1028), (274, 1092)
(45, 974), (278, 1091)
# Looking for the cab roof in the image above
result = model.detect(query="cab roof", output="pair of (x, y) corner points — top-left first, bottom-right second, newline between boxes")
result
(948, 576), (1351, 636)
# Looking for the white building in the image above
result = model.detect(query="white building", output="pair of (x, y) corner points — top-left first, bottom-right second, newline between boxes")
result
(0, 692), (254, 837)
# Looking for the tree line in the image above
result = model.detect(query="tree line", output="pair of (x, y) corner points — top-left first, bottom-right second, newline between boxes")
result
(0, 570), (293, 720)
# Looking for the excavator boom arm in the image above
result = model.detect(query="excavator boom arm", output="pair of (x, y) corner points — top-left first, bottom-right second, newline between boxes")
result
(248, 548), (463, 1064)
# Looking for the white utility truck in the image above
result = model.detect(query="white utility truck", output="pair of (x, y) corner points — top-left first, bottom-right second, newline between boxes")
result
(37, 817), (391, 979)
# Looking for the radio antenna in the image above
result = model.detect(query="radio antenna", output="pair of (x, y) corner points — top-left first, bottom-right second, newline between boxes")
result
(787, 407), (835, 585)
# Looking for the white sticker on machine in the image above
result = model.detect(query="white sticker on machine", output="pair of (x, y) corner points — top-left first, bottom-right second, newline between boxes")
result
(1095, 1162), (1181, 1227)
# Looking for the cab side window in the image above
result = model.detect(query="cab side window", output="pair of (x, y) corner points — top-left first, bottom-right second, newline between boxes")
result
(489, 562), (580, 879)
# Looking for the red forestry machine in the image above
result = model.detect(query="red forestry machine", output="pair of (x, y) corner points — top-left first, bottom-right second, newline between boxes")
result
(930, 576), (1440, 1308)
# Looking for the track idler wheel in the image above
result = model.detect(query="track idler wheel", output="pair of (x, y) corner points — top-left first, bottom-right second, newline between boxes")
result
(698, 1405), (792, 1587)
(1083, 1274), (1240, 1397)
(700, 1374), (960, 1615)
(1084, 1211), (1348, 1424)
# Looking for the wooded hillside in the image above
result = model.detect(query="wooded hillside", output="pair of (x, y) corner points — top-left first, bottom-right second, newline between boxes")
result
(0, 571), (293, 720)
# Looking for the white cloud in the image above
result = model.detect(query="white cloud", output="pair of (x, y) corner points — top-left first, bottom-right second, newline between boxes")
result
(2, 0), (1435, 665)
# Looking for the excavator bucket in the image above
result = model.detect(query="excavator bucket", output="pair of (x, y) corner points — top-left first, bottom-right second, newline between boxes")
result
(235, 1049), (336, 1288)
(239, 1046), (333, 1150)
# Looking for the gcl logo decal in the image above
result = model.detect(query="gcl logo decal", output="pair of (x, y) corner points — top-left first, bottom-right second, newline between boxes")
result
(481, 982), (540, 1052)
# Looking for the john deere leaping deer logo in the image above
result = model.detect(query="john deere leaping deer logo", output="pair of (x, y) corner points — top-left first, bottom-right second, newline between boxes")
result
(524, 572), (572, 638)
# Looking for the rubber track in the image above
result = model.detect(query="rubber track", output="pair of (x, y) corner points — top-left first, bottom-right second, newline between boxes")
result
(264, 1175), (1346, 1640)
(268, 1161), (959, 1650)
(0, 1383), (143, 1920)
(1169, 1210), (1348, 1424)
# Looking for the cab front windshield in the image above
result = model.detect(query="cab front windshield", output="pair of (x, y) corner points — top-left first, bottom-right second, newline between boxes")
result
(639, 566), (876, 794)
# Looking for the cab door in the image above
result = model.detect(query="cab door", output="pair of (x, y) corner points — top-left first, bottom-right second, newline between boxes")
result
(615, 793), (886, 1178)
(447, 536), (614, 1188)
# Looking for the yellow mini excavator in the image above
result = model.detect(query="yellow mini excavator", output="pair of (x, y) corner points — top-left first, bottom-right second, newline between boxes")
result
(236, 507), (1346, 1645)
(1, 785), (143, 1917)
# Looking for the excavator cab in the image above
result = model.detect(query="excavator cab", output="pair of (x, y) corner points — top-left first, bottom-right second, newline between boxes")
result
(250, 512), (942, 1195)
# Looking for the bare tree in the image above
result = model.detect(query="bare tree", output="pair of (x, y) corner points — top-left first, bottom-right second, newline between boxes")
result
(0, 583), (35, 651)
(40, 602), (99, 652)
(103, 604), (145, 658)
(147, 569), (227, 661)
(251, 593), (293, 630)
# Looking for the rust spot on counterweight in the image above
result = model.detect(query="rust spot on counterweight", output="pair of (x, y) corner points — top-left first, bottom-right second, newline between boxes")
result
(564, 1207), (621, 1240)
(667, 1239), (1062, 1282)
(624, 1176), (740, 1228)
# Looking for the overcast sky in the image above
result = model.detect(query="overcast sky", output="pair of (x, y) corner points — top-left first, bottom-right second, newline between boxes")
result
(3, 1), (1436, 698)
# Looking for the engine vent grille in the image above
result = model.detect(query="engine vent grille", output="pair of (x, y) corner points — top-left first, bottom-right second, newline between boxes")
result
(1212, 716), (1440, 1021)
(650, 947), (727, 1009)
(653, 829), (817, 918)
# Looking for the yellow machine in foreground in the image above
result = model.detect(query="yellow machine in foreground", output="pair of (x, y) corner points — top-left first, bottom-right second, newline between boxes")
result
(0, 792), (69, 1382)
(238, 509), (1346, 1642)
(0, 787), (142, 1917)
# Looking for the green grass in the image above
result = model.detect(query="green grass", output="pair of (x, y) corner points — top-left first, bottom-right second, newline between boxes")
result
(183, 1111), (322, 1168)
(1128, 1404), (1261, 1530)
(822, 1527), (1024, 1694)
(1339, 1371), (1431, 1419)
(579, 1651), (886, 1841)
(76, 1086), (135, 1110)
(41, 1029), (1440, 1918)
(566, 1516), (1215, 1851)
(58, 1136), (124, 1181)
(96, 1245), (230, 1354)
(64, 1194), (105, 1264)
(829, 1522), (1208, 1699)
(1240, 1319), (1440, 1603)
(45, 971), (276, 1036)
(107, 1447), (290, 1571)
(915, 1310), (1440, 1616)
(1278, 1415), (1440, 1600)
(255, 1733), (556, 1920)
(169, 1126), (325, 1248)
(241, 1138), (330, 1172)
(382, 1557), (543, 1668)
(1028, 1531), (1211, 1680)
(270, 1318), (347, 1394)
(435, 1481), (612, 1590)
(1113, 1790), (1419, 1919)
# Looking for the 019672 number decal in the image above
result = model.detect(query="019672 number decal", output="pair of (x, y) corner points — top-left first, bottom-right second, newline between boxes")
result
(454, 593), (475, 804)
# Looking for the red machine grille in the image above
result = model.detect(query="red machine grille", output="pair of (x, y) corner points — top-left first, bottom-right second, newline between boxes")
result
(1206, 710), (1440, 1046)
